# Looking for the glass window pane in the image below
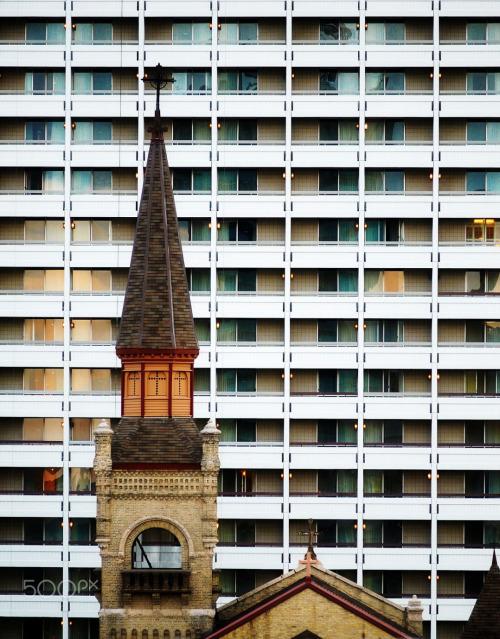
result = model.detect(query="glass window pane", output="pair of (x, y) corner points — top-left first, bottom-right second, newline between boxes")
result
(366, 23), (384, 42)
(219, 170), (237, 192)
(340, 22), (357, 42)
(217, 269), (237, 291)
(173, 119), (192, 141)
(386, 23), (405, 41)
(193, 169), (211, 192)
(385, 72), (404, 91)
(239, 23), (257, 41)
(319, 169), (338, 191)
(338, 320), (357, 342)
(219, 71), (238, 92)
(384, 271), (404, 292)
(386, 120), (404, 141)
(486, 322), (500, 343)
(217, 369), (236, 392)
(219, 121), (237, 141)
(218, 319), (236, 342)
(91, 369), (110, 391)
(191, 269), (210, 291)
(467, 73), (486, 92)
(193, 22), (210, 42)
(74, 23), (92, 42)
(467, 121), (486, 141)
(239, 119), (257, 141)
(319, 269), (337, 292)
(238, 319), (256, 342)
(26, 121), (46, 141)
(91, 220), (110, 242)
(24, 369), (45, 390)
(237, 269), (256, 291)
(44, 170), (64, 192)
(93, 23), (112, 42)
(93, 171), (111, 191)
(319, 220), (338, 242)
(365, 121), (384, 141)
(192, 72), (210, 92)
(385, 171), (404, 192)
(72, 320), (91, 341)
(338, 270), (358, 292)
(92, 270), (111, 291)
(72, 369), (91, 391)
(238, 169), (257, 192)
(487, 122), (500, 141)
(487, 172), (500, 192)
(73, 72), (92, 92)
(339, 220), (357, 242)
(193, 120), (211, 141)
(220, 23), (238, 42)
(72, 270), (91, 291)
(319, 119), (338, 141)
(93, 72), (112, 92)
(339, 72), (359, 92)
(320, 21), (339, 41)
(46, 121), (64, 141)
(239, 71), (257, 92)
(320, 71), (338, 92)
(91, 320), (111, 341)
(73, 121), (92, 142)
(45, 270), (64, 291)
(45, 368), (63, 391)
(25, 220), (45, 241)
(93, 121), (111, 141)
(237, 369), (255, 392)
(318, 319), (337, 342)
(467, 171), (486, 191)
(72, 170), (92, 192)
(366, 171), (384, 191)
(172, 71), (187, 92)
(26, 23), (46, 41)
(319, 370), (336, 393)
(365, 270), (383, 292)
(173, 23), (192, 41)
(339, 370), (357, 392)
(191, 219), (210, 242)
(339, 170), (358, 192)
(238, 220), (256, 242)
(366, 72), (384, 93)
(468, 23), (487, 41)
(173, 169), (191, 191)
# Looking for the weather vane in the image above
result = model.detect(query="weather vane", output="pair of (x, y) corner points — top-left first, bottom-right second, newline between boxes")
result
(142, 63), (175, 138)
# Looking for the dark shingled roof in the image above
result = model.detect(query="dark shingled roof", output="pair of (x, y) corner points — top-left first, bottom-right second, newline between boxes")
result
(462, 552), (500, 639)
(112, 417), (202, 465)
(116, 131), (198, 353)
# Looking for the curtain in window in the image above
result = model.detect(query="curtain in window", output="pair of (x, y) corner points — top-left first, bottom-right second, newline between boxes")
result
(219, 420), (236, 443)
(70, 468), (91, 492)
(486, 322), (500, 342)
(488, 23), (500, 41)
(219, 121), (238, 141)
(93, 23), (112, 41)
(73, 72), (91, 93)
(91, 369), (110, 391)
(337, 420), (356, 443)
(339, 170), (358, 192)
(338, 220), (357, 242)
(193, 120), (210, 141)
(191, 269), (210, 292)
(43, 171), (63, 192)
(364, 470), (383, 493)
(318, 319), (337, 342)
(237, 369), (256, 392)
(338, 370), (357, 393)
(339, 72), (359, 93)
(238, 270), (256, 291)
(340, 22), (357, 41)
(338, 120), (358, 142)
(337, 521), (356, 544)
(487, 471), (500, 494)
(172, 71), (188, 92)
(219, 71), (238, 92)
(218, 170), (237, 192)
(364, 420), (383, 443)
(93, 72), (112, 93)
(220, 23), (238, 42)
(386, 23), (405, 41)
(365, 220), (383, 242)
(239, 71), (257, 92)
(46, 121), (64, 141)
(338, 270), (357, 292)
(44, 518), (63, 542)
(217, 269), (237, 292)
(366, 72), (384, 93)
(193, 22), (210, 42)
(467, 122), (486, 141)
(173, 23), (191, 41)
(217, 369), (236, 393)
(74, 23), (93, 42)
(218, 521), (236, 542)
(26, 23), (46, 41)
(364, 370), (383, 392)
(93, 170), (112, 191)
(365, 121), (384, 142)
(384, 171), (404, 192)
(366, 23), (385, 42)
(47, 23), (65, 42)
(488, 73), (500, 93)
(218, 319), (236, 342)
(488, 122), (500, 141)
(93, 121), (112, 141)
(386, 120), (404, 141)
(486, 422), (500, 444)
(238, 319), (256, 342)
(239, 23), (257, 42)
(366, 170), (384, 191)
(338, 470), (356, 494)
(220, 570), (236, 594)
(338, 320), (356, 342)
(487, 172), (500, 192)
(72, 171), (91, 192)
(319, 71), (338, 92)
(70, 519), (90, 542)
(386, 72), (404, 91)
(365, 521), (383, 545)
(365, 270), (383, 292)
(191, 71), (211, 92)
(73, 121), (92, 142)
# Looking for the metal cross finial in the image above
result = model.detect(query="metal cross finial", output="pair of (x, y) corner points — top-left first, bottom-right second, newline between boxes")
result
(142, 63), (175, 138)
(299, 518), (321, 560)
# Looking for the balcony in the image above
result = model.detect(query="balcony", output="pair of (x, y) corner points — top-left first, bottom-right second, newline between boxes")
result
(289, 395), (358, 420)
(289, 495), (357, 519)
(438, 244), (500, 269)
(0, 443), (63, 467)
(216, 292), (284, 319)
(363, 497), (431, 521)
(365, 44), (433, 68)
(0, 391), (63, 417)
(0, 342), (63, 368)
(365, 0), (433, 17)
(439, 192), (500, 218)
(72, 43), (139, 67)
(69, 292), (124, 318)
(290, 546), (356, 570)
(291, 243), (358, 269)
(290, 344), (357, 369)
(145, 0), (211, 17)
(71, 142), (138, 168)
(364, 394), (431, 420)
(217, 193), (285, 217)
(365, 93), (433, 119)
(70, 244), (133, 269)
(365, 243), (432, 269)
(218, 44), (286, 68)
(0, 42), (64, 67)
(438, 294), (500, 319)
(0, 493), (62, 518)
(290, 294), (358, 320)
(0, 141), (64, 168)
(363, 547), (431, 571)
(70, 344), (119, 368)
(216, 345), (284, 369)
(219, 444), (283, 469)
(292, 1), (358, 17)
(291, 193), (358, 217)
(72, 0), (138, 16)
(145, 92), (211, 119)
(70, 191), (138, 217)
(364, 344), (431, 369)
(215, 394), (284, 419)
(364, 294), (432, 320)
(291, 143), (359, 169)
(214, 546), (283, 570)
(68, 392), (121, 419)
(218, 0), (285, 17)
(437, 343), (500, 368)
(439, 0), (498, 16)
(440, 142), (500, 169)
(217, 495), (283, 519)
(0, 0), (66, 16)
(291, 94), (359, 119)
(217, 92), (286, 119)
(216, 243), (285, 269)
(365, 142), (433, 168)
(437, 547), (499, 571)
(365, 192), (432, 218)
(218, 143), (286, 169)
(289, 445), (357, 470)
(144, 42), (211, 68)
(438, 395), (500, 421)
(70, 92), (138, 119)
(440, 43), (500, 67)
(0, 191), (64, 217)
(291, 44), (359, 69)
(437, 446), (500, 471)
(440, 92), (500, 119)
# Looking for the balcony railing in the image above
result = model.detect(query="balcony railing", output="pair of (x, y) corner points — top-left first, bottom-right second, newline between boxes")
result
(121, 570), (191, 594)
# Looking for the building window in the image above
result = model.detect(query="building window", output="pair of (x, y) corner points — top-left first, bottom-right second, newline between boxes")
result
(72, 220), (112, 243)
(219, 119), (258, 143)
(366, 170), (404, 192)
(178, 219), (211, 243)
(364, 370), (402, 393)
(218, 419), (257, 443)
(364, 521), (403, 546)
(71, 369), (113, 392)
(172, 169), (211, 193)
(26, 22), (65, 43)
(364, 470), (403, 495)
(318, 419), (357, 444)
(318, 469), (357, 495)
(24, 319), (63, 342)
(25, 121), (64, 142)
(219, 22), (258, 43)
(132, 529), (181, 569)
(24, 269), (64, 291)
(466, 171), (500, 192)
(318, 219), (358, 242)
(319, 119), (358, 143)
(467, 22), (500, 43)
(364, 420), (403, 444)
(318, 370), (358, 394)
(25, 170), (64, 192)
(365, 120), (405, 143)
(172, 119), (211, 143)
(366, 71), (405, 93)
(187, 268), (210, 292)
(146, 371), (168, 397)
(71, 170), (112, 192)
(218, 169), (258, 193)
(172, 21), (211, 43)
(125, 371), (140, 397)
(216, 369), (256, 394)
(217, 219), (257, 242)
(467, 72), (500, 94)
(319, 70), (359, 93)
(24, 368), (64, 392)
(218, 70), (257, 92)
(319, 20), (357, 42)
(73, 23), (112, 43)
(217, 319), (256, 343)
(318, 269), (358, 292)
(365, 270), (404, 293)
(73, 121), (112, 143)
(72, 270), (111, 291)
(365, 220), (403, 243)
(24, 219), (64, 242)
(366, 23), (405, 43)
(217, 269), (256, 292)
(466, 121), (500, 143)
(172, 70), (212, 93)
(73, 71), (112, 94)
(365, 320), (404, 343)
(25, 71), (65, 94)
(318, 319), (356, 343)
(318, 169), (359, 193)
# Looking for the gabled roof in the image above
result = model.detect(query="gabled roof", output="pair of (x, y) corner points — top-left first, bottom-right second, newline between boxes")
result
(116, 125), (198, 354)
(205, 565), (420, 639)
(111, 417), (202, 466)
(462, 551), (500, 639)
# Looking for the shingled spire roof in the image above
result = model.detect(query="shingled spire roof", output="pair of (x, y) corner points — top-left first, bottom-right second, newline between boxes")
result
(116, 115), (198, 354)
(462, 551), (500, 639)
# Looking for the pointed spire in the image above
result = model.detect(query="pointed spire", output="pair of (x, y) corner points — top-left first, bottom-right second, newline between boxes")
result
(492, 548), (497, 568)
(462, 550), (500, 638)
(116, 108), (198, 355)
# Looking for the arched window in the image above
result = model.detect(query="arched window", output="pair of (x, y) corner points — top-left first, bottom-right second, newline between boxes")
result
(146, 371), (167, 397)
(132, 528), (181, 569)
(126, 371), (140, 397)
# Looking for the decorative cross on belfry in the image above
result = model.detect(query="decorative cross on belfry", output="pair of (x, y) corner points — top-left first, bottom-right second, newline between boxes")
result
(299, 517), (321, 565)
(142, 63), (175, 139)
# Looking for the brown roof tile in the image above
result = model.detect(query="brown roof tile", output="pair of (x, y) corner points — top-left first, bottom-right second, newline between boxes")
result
(116, 134), (198, 352)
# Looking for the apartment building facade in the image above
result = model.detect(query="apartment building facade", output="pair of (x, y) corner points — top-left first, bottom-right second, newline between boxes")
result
(0, 0), (500, 637)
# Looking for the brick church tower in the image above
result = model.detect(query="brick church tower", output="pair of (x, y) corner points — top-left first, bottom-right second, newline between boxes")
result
(93, 91), (220, 639)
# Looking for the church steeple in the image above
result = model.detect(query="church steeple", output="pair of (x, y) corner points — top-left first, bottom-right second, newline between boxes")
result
(94, 68), (219, 639)
(116, 65), (198, 419)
